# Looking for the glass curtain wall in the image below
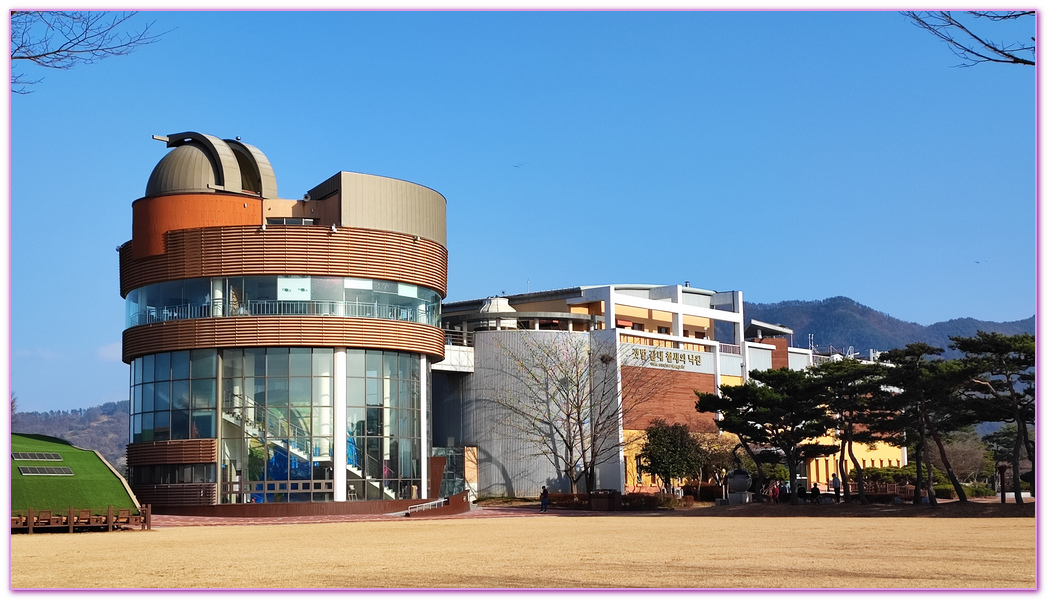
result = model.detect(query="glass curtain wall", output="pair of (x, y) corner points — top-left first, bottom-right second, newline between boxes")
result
(220, 347), (335, 503)
(125, 276), (441, 327)
(130, 346), (424, 504)
(130, 349), (217, 443)
(346, 349), (422, 501)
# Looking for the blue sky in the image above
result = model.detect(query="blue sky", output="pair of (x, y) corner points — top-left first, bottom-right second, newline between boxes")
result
(7, 10), (1036, 412)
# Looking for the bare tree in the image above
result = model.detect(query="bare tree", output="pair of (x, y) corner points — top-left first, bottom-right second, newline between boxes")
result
(11, 11), (166, 93)
(903, 11), (1035, 67)
(481, 331), (668, 495)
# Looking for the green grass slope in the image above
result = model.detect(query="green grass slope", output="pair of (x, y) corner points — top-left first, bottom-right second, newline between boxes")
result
(11, 433), (138, 514)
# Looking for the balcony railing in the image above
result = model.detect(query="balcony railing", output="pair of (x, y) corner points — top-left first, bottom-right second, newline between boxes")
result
(128, 300), (439, 328)
(443, 330), (474, 347)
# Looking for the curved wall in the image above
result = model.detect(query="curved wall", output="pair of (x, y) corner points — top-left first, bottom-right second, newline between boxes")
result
(120, 226), (448, 298)
(309, 172), (447, 247)
(131, 194), (264, 258)
(123, 317), (446, 363)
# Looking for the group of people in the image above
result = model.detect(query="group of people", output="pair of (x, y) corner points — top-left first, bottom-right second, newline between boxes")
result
(763, 473), (844, 504)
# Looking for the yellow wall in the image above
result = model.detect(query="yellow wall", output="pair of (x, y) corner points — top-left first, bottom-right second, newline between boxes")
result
(805, 439), (906, 488)
(720, 375), (744, 387)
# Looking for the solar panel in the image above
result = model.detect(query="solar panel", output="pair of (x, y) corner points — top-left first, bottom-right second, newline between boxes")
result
(11, 452), (63, 461)
(17, 466), (74, 476)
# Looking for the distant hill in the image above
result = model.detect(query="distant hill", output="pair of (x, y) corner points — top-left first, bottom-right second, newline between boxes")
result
(744, 296), (1034, 358)
(12, 400), (129, 473)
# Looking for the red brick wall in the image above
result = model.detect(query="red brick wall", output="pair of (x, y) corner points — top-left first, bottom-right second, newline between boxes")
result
(755, 337), (790, 370)
(621, 367), (719, 433)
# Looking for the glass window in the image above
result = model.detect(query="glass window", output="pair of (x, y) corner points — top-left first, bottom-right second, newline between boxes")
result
(313, 348), (333, 377)
(365, 379), (380, 406)
(313, 407), (332, 438)
(289, 348), (311, 376)
(366, 407), (382, 436)
(132, 385), (142, 414)
(312, 277), (342, 302)
(143, 355), (155, 383)
(154, 381), (171, 411)
(290, 377), (311, 406)
(399, 354), (412, 381)
(153, 411), (171, 441)
(223, 349), (243, 379)
(184, 279), (209, 311)
(191, 410), (216, 438)
(171, 351), (190, 380)
(191, 379), (216, 409)
(346, 349), (364, 374)
(172, 380), (190, 410)
(347, 406), (366, 438)
(289, 406), (311, 435)
(244, 348), (265, 377)
(141, 412), (154, 442)
(142, 383), (154, 412)
(267, 348), (289, 378)
(313, 376), (332, 407)
(191, 349), (216, 378)
(383, 352), (397, 378)
(365, 351), (381, 378)
(347, 377), (364, 407)
(266, 378), (289, 407)
(154, 352), (171, 382)
(171, 410), (190, 440)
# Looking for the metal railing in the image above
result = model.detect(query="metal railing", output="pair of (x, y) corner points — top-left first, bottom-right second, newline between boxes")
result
(128, 299), (438, 328)
(719, 343), (742, 355)
(443, 330), (474, 347)
(405, 498), (446, 515)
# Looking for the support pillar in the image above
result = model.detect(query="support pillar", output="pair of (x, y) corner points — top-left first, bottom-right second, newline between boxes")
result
(333, 347), (347, 501)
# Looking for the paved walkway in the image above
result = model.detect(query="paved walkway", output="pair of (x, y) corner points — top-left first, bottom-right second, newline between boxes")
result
(147, 505), (556, 528)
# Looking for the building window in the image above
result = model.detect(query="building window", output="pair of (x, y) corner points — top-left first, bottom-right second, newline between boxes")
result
(125, 276), (442, 328)
(130, 349), (217, 443)
(266, 217), (317, 225)
(346, 349), (422, 502)
(631, 323), (644, 331)
(657, 326), (669, 335)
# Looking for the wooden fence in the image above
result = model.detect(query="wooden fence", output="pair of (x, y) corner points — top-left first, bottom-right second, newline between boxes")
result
(11, 505), (151, 534)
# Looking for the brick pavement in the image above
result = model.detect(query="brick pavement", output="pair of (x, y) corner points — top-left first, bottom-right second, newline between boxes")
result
(147, 505), (564, 528)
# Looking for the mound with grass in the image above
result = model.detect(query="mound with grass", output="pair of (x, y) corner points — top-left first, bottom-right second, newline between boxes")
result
(11, 433), (139, 514)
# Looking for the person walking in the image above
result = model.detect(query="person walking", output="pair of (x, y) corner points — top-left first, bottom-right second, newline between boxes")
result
(831, 473), (841, 503)
(539, 486), (549, 513)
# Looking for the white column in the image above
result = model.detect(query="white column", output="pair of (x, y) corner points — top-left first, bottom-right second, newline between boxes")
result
(211, 279), (224, 317)
(713, 343), (722, 395)
(604, 286), (616, 331)
(419, 355), (429, 498)
(733, 290), (744, 346)
(333, 347), (347, 502)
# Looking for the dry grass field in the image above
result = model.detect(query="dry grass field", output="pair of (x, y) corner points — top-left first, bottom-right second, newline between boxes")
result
(10, 502), (1035, 590)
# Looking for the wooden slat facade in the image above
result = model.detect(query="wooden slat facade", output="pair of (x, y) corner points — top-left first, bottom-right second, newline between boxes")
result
(119, 225), (448, 297)
(122, 317), (446, 363)
(126, 439), (218, 466)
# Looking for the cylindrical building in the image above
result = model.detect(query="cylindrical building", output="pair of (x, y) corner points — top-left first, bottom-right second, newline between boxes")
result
(119, 132), (447, 509)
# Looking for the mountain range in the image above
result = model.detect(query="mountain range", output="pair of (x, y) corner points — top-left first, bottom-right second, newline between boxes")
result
(744, 296), (1035, 359)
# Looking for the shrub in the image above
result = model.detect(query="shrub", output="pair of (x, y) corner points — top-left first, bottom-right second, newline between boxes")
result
(621, 493), (661, 511)
(964, 484), (995, 498)
(697, 483), (720, 502)
(682, 495), (695, 507)
(545, 493), (590, 509)
(932, 484), (955, 499)
(621, 493), (680, 510)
